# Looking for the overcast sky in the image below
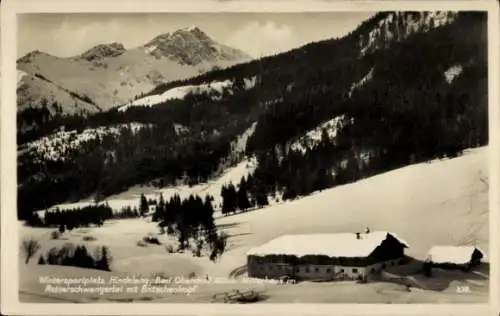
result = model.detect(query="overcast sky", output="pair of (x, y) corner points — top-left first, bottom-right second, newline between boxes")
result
(18, 12), (374, 59)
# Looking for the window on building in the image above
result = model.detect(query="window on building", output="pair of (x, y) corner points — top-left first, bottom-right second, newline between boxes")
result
(340, 269), (344, 273)
(326, 268), (331, 273)
(370, 268), (375, 274)
(305, 267), (310, 273)
(315, 268), (319, 272)
(352, 268), (358, 273)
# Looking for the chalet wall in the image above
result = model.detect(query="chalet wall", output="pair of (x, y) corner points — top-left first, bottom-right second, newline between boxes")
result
(247, 257), (404, 280)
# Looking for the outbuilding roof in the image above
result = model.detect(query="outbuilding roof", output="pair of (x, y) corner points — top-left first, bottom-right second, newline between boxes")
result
(246, 231), (408, 258)
(427, 246), (484, 265)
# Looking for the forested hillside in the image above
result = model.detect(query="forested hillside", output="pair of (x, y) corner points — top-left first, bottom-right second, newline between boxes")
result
(18, 11), (488, 219)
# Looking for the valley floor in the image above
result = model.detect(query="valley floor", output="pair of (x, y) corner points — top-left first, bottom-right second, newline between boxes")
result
(18, 147), (489, 303)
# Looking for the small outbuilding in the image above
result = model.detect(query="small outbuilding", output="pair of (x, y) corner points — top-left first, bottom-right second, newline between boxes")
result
(427, 246), (484, 271)
(246, 231), (409, 281)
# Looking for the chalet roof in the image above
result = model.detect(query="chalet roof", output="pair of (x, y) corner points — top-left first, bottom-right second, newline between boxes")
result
(246, 231), (409, 258)
(427, 246), (484, 265)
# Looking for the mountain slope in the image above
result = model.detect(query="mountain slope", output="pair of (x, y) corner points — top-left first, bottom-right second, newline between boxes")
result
(17, 71), (99, 115)
(17, 11), (487, 220)
(17, 27), (251, 116)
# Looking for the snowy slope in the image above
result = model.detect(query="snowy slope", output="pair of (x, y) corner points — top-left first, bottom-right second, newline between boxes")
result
(17, 72), (98, 115)
(118, 76), (257, 112)
(20, 123), (145, 163)
(20, 147), (488, 303)
(211, 146), (488, 275)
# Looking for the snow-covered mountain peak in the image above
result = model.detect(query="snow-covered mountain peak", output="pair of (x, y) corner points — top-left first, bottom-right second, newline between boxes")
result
(79, 42), (126, 61)
(144, 26), (250, 66)
(16, 26), (250, 117)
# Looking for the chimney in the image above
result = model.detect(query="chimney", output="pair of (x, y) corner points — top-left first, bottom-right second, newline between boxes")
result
(364, 226), (370, 234)
(356, 232), (361, 240)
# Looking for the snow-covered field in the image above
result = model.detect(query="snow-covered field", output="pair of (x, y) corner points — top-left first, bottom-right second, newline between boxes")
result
(19, 146), (489, 303)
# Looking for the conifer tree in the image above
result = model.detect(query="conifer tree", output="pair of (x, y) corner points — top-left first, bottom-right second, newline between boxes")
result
(94, 246), (112, 271)
(38, 255), (46, 265)
(140, 193), (148, 216)
(237, 177), (251, 211)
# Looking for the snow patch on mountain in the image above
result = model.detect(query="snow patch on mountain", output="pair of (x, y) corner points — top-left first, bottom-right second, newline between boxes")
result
(444, 64), (463, 84)
(143, 45), (157, 54)
(118, 76), (257, 112)
(185, 25), (199, 32)
(230, 122), (258, 155)
(359, 11), (458, 56)
(20, 123), (145, 163)
(242, 76), (257, 89)
(289, 115), (352, 154)
(17, 70), (29, 85)
(348, 67), (374, 98)
(118, 80), (231, 111)
(174, 123), (190, 135)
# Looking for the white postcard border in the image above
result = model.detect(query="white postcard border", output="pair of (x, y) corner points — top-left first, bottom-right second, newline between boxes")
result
(2, 0), (499, 315)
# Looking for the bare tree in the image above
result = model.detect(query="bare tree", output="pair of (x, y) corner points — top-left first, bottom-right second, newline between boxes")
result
(21, 238), (41, 264)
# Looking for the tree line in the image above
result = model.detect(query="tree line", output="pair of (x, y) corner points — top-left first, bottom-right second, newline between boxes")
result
(38, 243), (112, 271)
(220, 174), (269, 216)
(151, 193), (228, 261)
(27, 205), (113, 229)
